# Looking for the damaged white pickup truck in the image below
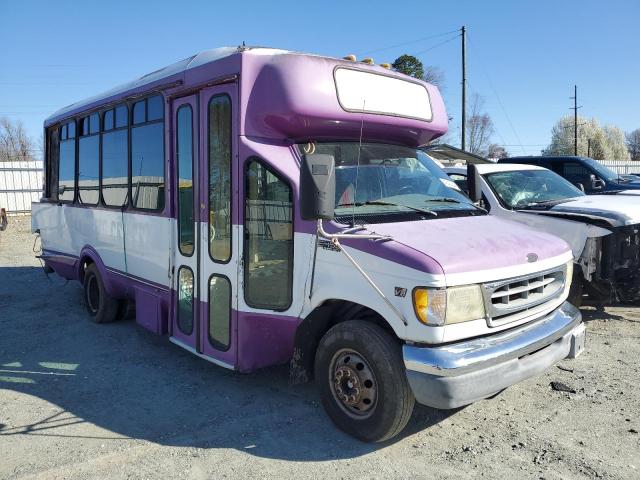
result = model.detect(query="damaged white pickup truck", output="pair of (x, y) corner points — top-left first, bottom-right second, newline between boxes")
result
(445, 162), (640, 305)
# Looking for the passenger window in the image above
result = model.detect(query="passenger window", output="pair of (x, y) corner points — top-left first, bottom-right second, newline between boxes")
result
(209, 275), (231, 350)
(133, 100), (145, 124)
(176, 104), (194, 256)
(147, 95), (164, 121)
(177, 267), (194, 335)
(103, 109), (114, 131)
(58, 122), (75, 202)
(563, 162), (591, 190)
(115, 105), (128, 128)
(208, 95), (232, 262)
(244, 160), (293, 310)
(131, 96), (165, 210)
(89, 113), (100, 134)
(78, 119), (99, 205)
(101, 113), (128, 207)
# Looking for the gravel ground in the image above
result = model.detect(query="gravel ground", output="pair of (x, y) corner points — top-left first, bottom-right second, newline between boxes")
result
(1, 215), (639, 480)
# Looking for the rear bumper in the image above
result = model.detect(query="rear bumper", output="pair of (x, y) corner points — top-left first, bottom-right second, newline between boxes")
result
(403, 301), (585, 409)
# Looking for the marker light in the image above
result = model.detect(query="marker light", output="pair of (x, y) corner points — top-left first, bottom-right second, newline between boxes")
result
(343, 54), (357, 61)
(413, 288), (446, 325)
(362, 57), (374, 65)
(379, 63), (391, 69)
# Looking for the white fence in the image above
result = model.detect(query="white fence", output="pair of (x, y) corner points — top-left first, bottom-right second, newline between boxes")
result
(0, 161), (43, 214)
(599, 160), (640, 175)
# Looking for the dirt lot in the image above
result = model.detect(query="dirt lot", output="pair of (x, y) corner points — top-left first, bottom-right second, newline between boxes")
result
(1, 216), (639, 480)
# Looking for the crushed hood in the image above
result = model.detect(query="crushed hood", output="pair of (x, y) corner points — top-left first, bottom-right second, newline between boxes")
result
(535, 195), (640, 226)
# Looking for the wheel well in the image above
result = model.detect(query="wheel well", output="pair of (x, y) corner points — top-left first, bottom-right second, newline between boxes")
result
(79, 256), (94, 283)
(289, 300), (397, 384)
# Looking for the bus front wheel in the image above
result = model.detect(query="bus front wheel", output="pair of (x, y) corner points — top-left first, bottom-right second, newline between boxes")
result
(315, 320), (415, 442)
(83, 263), (119, 323)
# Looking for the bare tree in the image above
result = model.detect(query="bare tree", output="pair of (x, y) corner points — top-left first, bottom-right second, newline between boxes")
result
(627, 129), (640, 161)
(487, 143), (509, 159)
(466, 94), (494, 156)
(0, 117), (37, 162)
(423, 66), (445, 90)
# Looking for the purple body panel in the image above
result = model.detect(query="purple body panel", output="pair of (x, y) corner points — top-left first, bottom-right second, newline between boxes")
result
(359, 216), (569, 274)
(236, 311), (299, 373)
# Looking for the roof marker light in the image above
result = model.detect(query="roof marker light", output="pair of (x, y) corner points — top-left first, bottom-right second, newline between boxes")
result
(343, 54), (357, 61)
(362, 57), (374, 65)
(379, 63), (391, 69)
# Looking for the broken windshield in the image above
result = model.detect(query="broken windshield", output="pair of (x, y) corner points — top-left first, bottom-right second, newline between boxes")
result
(485, 169), (584, 209)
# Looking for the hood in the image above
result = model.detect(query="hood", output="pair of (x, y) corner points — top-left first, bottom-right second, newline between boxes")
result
(538, 195), (640, 226)
(357, 215), (570, 276)
(616, 189), (640, 196)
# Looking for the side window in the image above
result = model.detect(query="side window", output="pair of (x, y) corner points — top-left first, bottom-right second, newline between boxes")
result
(209, 275), (231, 350)
(562, 162), (591, 189)
(244, 159), (293, 310)
(176, 104), (194, 256)
(131, 95), (165, 210)
(177, 267), (194, 335)
(78, 115), (100, 205)
(101, 105), (129, 207)
(57, 122), (75, 202)
(448, 173), (468, 193)
(208, 95), (232, 262)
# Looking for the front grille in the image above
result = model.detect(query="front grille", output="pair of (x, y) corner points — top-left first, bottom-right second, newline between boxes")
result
(482, 266), (566, 326)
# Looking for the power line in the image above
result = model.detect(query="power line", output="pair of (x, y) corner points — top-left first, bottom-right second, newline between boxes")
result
(413, 33), (460, 56)
(466, 34), (526, 154)
(360, 29), (459, 56)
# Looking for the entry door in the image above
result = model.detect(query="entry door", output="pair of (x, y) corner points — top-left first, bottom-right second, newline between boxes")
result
(171, 95), (199, 350)
(196, 84), (239, 368)
(170, 85), (238, 369)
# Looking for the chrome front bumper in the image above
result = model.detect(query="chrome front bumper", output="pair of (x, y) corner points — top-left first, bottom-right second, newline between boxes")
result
(403, 301), (585, 409)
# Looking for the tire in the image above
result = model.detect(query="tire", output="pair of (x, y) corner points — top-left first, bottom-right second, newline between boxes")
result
(83, 263), (119, 323)
(568, 274), (584, 308)
(315, 320), (415, 442)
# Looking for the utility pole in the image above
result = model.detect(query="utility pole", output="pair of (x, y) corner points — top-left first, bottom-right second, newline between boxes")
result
(461, 25), (466, 151)
(587, 138), (591, 158)
(570, 85), (580, 155)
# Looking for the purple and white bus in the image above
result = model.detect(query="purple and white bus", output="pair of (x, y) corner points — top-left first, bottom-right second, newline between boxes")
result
(33, 46), (585, 442)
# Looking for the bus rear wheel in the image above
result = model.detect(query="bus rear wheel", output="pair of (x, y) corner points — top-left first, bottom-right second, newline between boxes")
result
(83, 263), (119, 323)
(315, 320), (415, 442)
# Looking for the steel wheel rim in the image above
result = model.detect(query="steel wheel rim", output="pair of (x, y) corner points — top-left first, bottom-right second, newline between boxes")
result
(86, 275), (100, 314)
(328, 348), (378, 419)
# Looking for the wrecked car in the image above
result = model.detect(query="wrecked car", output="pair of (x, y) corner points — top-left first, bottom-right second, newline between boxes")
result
(445, 163), (640, 305)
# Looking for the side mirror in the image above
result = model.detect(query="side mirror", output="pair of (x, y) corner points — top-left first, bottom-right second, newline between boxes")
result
(590, 174), (604, 190)
(467, 163), (483, 203)
(300, 154), (336, 220)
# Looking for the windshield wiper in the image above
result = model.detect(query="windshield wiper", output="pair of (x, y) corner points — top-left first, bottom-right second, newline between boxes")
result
(337, 200), (437, 216)
(517, 198), (572, 209)
(424, 197), (461, 204)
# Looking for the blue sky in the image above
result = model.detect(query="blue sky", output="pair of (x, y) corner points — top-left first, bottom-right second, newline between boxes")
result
(1, 0), (638, 157)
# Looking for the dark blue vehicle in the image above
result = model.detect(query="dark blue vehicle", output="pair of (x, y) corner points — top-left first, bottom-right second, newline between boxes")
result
(498, 156), (640, 194)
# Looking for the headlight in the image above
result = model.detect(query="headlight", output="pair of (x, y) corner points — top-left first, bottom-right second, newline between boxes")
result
(413, 285), (485, 326)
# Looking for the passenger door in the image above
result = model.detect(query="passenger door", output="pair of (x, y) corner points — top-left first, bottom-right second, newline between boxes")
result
(170, 95), (199, 352)
(196, 84), (239, 368)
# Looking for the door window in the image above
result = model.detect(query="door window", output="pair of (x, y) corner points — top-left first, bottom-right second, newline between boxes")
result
(209, 275), (231, 350)
(244, 160), (293, 310)
(177, 267), (194, 335)
(208, 95), (232, 262)
(176, 105), (195, 256)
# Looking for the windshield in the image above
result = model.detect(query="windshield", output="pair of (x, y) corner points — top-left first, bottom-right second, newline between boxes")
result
(297, 142), (480, 224)
(584, 158), (619, 182)
(485, 169), (584, 209)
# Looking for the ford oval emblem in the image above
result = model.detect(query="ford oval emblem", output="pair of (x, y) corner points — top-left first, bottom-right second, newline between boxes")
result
(527, 253), (538, 263)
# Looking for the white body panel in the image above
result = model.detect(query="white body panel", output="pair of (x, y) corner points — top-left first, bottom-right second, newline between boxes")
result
(32, 202), (172, 287)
